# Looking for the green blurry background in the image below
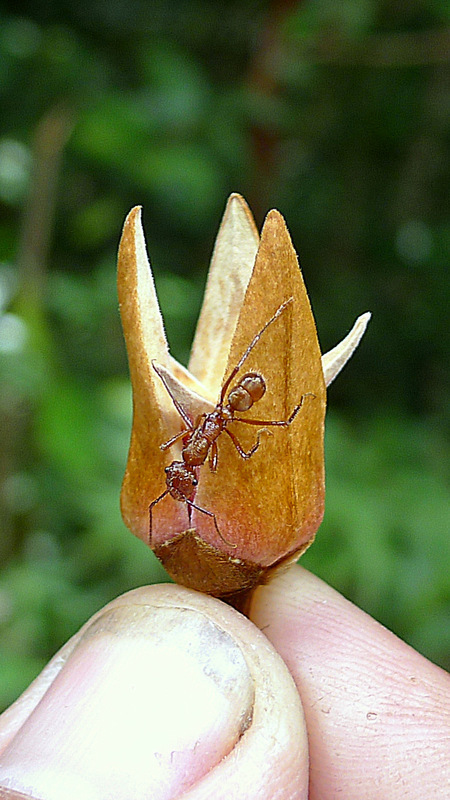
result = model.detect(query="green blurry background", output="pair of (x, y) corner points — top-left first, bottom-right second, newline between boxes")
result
(0, 0), (448, 709)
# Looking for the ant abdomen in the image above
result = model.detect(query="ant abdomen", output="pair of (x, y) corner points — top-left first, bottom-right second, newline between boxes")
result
(228, 373), (266, 412)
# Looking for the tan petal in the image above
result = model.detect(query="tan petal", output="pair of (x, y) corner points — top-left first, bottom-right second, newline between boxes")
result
(188, 194), (259, 395)
(167, 355), (215, 402)
(322, 312), (371, 387)
(152, 361), (215, 423)
(192, 209), (326, 567)
(118, 207), (189, 542)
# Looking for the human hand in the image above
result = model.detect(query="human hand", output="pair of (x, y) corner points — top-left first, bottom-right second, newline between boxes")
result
(0, 567), (448, 800)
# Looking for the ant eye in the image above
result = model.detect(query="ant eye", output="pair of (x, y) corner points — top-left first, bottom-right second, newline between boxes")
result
(192, 478), (198, 486)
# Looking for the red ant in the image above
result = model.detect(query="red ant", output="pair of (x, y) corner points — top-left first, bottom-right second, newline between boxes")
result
(149, 298), (314, 544)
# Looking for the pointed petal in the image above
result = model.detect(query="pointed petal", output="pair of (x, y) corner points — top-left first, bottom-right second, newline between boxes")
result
(322, 312), (371, 387)
(188, 194), (259, 395)
(153, 361), (215, 424)
(117, 208), (187, 542)
(117, 207), (169, 397)
(168, 356), (216, 403)
(193, 210), (326, 566)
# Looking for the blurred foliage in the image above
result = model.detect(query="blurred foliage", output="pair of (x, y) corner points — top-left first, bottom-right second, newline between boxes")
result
(0, 0), (449, 709)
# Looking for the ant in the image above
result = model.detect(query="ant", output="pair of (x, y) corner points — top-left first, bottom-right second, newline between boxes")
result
(149, 298), (314, 544)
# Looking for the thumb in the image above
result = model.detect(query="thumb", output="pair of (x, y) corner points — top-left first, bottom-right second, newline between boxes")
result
(0, 585), (308, 800)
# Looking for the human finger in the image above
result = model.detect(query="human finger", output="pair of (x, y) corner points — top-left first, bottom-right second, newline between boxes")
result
(0, 584), (308, 800)
(250, 566), (450, 800)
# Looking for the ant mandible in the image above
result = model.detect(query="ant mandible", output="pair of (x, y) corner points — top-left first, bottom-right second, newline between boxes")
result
(149, 298), (314, 544)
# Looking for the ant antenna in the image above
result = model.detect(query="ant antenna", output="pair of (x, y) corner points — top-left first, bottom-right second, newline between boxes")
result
(220, 297), (293, 402)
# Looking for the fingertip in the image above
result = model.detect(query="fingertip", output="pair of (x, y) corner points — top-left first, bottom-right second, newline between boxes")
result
(251, 566), (450, 800)
(0, 585), (309, 800)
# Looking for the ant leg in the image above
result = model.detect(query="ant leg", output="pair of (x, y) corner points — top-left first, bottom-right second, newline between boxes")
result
(233, 392), (316, 427)
(219, 298), (294, 402)
(148, 489), (169, 545)
(152, 361), (193, 429)
(209, 440), (218, 472)
(185, 499), (236, 548)
(160, 428), (189, 451)
(224, 426), (271, 459)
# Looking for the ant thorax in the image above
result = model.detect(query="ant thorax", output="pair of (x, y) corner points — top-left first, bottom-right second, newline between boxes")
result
(182, 424), (210, 466)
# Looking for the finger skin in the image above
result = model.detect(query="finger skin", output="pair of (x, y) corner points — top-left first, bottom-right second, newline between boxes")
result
(250, 567), (450, 800)
(0, 585), (308, 800)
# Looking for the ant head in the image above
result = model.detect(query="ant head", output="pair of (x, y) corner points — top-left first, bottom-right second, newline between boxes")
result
(228, 372), (266, 412)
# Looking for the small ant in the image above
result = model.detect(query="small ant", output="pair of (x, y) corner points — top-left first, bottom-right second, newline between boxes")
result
(149, 298), (314, 544)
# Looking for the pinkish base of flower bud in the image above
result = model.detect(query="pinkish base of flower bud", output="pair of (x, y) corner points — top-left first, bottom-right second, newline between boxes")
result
(153, 527), (316, 602)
